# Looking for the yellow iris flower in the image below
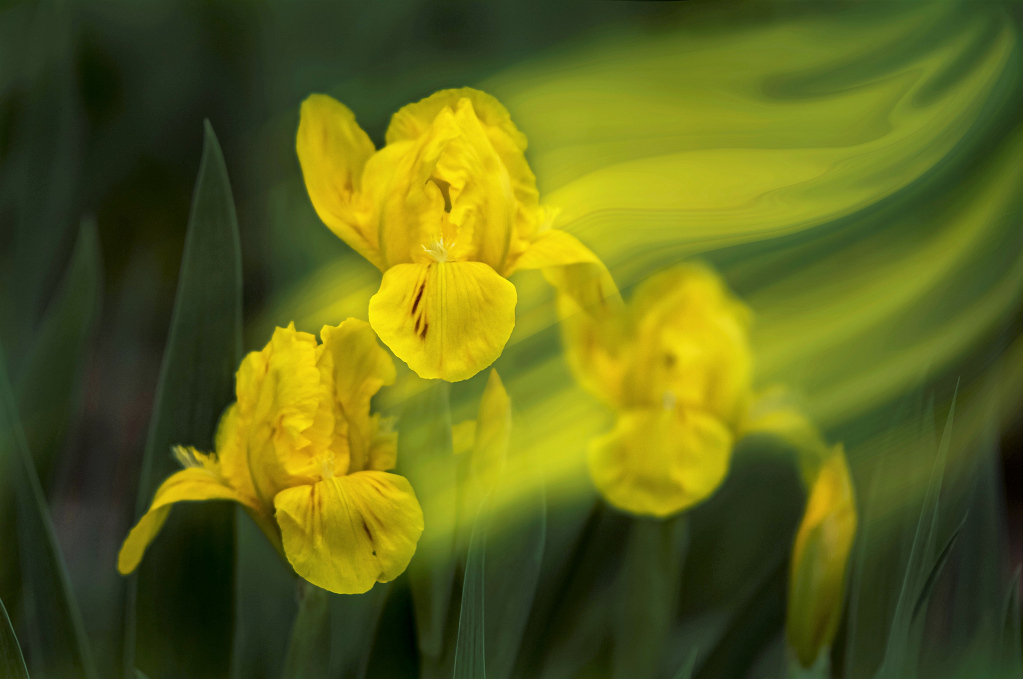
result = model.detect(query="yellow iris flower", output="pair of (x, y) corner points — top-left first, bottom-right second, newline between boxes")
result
(786, 449), (858, 669)
(118, 320), (425, 595)
(565, 263), (752, 517)
(297, 87), (607, 382)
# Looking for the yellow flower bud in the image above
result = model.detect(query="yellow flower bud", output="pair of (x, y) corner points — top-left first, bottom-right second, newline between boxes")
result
(786, 449), (858, 668)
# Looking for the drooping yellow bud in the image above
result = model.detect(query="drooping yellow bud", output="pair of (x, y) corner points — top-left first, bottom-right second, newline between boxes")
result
(297, 88), (613, 382)
(118, 320), (423, 595)
(786, 448), (858, 668)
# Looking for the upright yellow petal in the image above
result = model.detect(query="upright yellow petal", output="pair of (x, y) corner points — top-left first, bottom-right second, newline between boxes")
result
(320, 319), (396, 472)
(786, 449), (857, 668)
(362, 116), (460, 268)
(588, 407), (732, 517)
(368, 261), (516, 382)
(237, 324), (329, 505)
(117, 466), (249, 575)
(274, 471), (425, 595)
(297, 94), (382, 269)
(432, 98), (517, 271)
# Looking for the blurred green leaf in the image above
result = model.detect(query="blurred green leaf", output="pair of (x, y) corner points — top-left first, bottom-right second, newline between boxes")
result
(0, 218), (101, 637)
(0, 596), (29, 679)
(911, 514), (966, 624)
(328, 584), (392, 679)
(671, 647), (698, 679)
(231, 507), (297, 679)
(0, 343), (96, 679)
(878, 390), (957, 678)
(398, 380), (458, 673)
(125, 121), (242, 679)
(453, 500), (487, 679)
(282, 583), (330, 679)
(484, 475), (546, 679)
(612, 515), (689, 679)
(15, 217), (102, 488)
(997, 568), (1022, 679)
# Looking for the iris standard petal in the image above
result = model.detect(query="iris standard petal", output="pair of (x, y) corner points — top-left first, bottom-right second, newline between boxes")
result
(274, 471), (425, 595)
(368, 261), (517, 382)
(320, 319), (396, 472)
(297, 94), (382, 268)
(117, 467), (250, 575)
(588, 407), (732, 517)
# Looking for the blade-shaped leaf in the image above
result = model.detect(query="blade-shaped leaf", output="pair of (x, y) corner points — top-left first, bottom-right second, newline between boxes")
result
(879, 386), (957, 678)
(612, 515), (689, 679)
(483, 474), (546, 679)
(0, 596), (29, 679)
(671, 648), (698, 679)
(15, 217), (102, 489)
(997, 568), (1022, 679)
(911, 513), (967, 623)
(0, 343), (96, 679)
(329, 585), (392, 679)
(230, 506), (297, 679)
(282, 583), (331, 679)
(124, 121), (242, 679)
(0, 218), (101, 637)
(453, 501), (488, 679)
(398, 379), (458, 671)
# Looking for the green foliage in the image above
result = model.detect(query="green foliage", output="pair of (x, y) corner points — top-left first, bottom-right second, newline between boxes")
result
(398, 380), (458, 677)
(281, 583), (331, 679)
(125, 121), (243, 679)
(0, 344), (95, 679)
(453, 501), (487, 679)
(15, 218), (102, 489)
(0, 597), (29, 679)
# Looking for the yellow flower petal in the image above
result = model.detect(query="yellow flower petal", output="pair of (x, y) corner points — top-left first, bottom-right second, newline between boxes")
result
(237, 324), (330, 505)
(368, 261), (517, 382)
(588, 407), (732, 517)
(117, 467), (248, 575)
(786, 449), (857, 668)
(297, 94), (382, 269)
(319, 319), (396, 472)
(274, 471), (425, 595)
(362, 116), (460, 268)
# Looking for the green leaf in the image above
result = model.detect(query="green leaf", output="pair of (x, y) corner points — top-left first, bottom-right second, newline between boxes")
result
(611, 515), (689, 679)
(124, 121), (242, 679)
(0, 596), (29, 679)
(231, 507), (298, 679)
(0, 343), (96, 679)
(0, 218), (101, 637)
(398, 379), (458, 671)
(483, 474), (546, 679)
(671, 647), (698, 679)
(910, 513), (967, 624)
(15, 218), (103, 489)
(328, 584), (392, 679)
(878, 386), (957, 678)
(453, 500), (488, 679)
(281, 583), (331, 679)
(997, 567), (1022, 679)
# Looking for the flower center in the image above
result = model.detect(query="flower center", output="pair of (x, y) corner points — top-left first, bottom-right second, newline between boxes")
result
(423, 237), (452, 263)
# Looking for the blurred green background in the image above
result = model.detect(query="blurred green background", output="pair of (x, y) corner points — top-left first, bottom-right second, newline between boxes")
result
(0, 1), (1020, 678)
